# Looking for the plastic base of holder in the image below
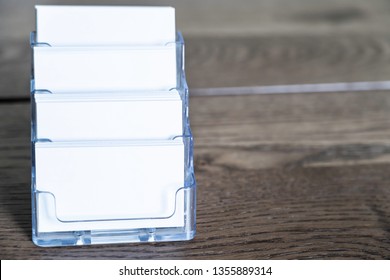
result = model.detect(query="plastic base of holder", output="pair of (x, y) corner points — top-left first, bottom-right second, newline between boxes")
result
(32, 183), (196, 247)
(33, 229), (196, 247)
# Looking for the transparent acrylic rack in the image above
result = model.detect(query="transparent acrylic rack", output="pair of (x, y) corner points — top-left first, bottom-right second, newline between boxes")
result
(30, 32), (196, 247)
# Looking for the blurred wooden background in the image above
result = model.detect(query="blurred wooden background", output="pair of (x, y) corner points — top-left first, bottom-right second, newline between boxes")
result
(1, 0), (390, 259)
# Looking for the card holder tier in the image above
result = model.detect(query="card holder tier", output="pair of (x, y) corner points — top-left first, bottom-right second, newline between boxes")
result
(33, 44), (178, 92)
(33, 137), (195, 233)
(33, 90), (183, 141)
(35, 5), (176, 47)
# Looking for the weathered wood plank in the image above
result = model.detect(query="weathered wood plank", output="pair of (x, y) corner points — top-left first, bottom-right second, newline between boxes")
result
(185, 34), (390, 88)
(3, 0), (390, 39)
(1, 90), (390, 259)
(4, 0), (390, 98)
(4, 34), (390, 98)
(1, 0), (390, 260)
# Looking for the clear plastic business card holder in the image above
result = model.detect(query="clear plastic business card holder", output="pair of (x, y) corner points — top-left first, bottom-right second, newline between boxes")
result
(30, 32), (196, 247)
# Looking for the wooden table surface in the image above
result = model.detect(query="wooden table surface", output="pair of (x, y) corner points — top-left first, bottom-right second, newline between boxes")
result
(1, 0), (390, 259)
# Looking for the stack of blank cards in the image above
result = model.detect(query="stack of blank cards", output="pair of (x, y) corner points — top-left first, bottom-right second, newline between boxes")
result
(30, 6), (196, 247)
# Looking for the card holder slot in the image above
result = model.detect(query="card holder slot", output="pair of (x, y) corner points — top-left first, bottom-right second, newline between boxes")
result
(33, 46), (177, 92)
(32, 135), (195, 236)
(32, 90), (183, 141)
(35, 6), (176, 47)
(33, 186), (196, 245)
(35, 186), (193, 233)
(31, 32), (184, 93)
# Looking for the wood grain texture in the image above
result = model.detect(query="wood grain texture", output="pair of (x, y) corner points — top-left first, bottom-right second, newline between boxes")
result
(4, 0), (390, 98)
(4, 34), (390, 98)
(185, 34), (390, 88)
(1, 0), (390, 260)
(1, 91), (390, 259)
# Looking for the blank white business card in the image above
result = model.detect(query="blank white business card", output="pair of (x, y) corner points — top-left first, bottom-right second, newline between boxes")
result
(34, 91), (183, 141)
(33, 46), (177, 92)
(36, 6), (176, 46)
(35, 139), (185, 232)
